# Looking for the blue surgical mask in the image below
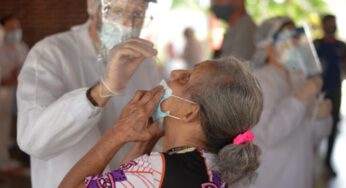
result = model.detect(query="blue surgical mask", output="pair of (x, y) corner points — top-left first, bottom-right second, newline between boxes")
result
(152, 80), (196, 121)
(98, 19), (135, 49)
(211, 4), (235, 21)
(5, 29), (22, 44)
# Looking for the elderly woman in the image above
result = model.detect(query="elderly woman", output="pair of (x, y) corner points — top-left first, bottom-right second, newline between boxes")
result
(59, 57), (263, 188)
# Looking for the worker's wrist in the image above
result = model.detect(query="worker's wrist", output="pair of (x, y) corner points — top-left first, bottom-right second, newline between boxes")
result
(87, 83), (111, 107)
(100, 77), (127, 97)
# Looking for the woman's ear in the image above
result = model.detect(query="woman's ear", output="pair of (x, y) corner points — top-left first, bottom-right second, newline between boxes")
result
(181, 105), (200, 123)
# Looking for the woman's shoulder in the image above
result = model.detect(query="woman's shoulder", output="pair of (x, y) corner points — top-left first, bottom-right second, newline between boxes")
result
(134, 152), (163, 163)
(120, 152), (164, 172)
(85, 152), (165, 188)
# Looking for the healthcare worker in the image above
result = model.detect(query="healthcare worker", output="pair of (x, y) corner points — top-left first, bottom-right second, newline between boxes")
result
(211, 0), (257, 61)
(17, 0), (161, 187)
(0, 15), (29, 169)
(182, 27), (203, 69)
(0, 15), (28, 88)
(0, 25), (4, 46)
(249, 17), (332, 188)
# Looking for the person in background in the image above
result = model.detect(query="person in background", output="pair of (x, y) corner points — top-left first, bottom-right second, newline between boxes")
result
(0, 25), (4, 46)
(0, 15), (28, 89)
(16, 0), (161, 187)
(182, 27), (203, 69)
(59, 57), (263, 188)
(251, 16), (292, 69)
(249, 17), (332, 188)
(0, 14), (29, 170)
(314, 14), (346, 176)
(210, 0), (256, 61)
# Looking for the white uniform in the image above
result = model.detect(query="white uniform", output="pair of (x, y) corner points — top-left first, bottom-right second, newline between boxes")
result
(17, 25), (161, 188)
(0, 42), (28, 81)
(249, 65), (332, 188)
(0, 42), (28, 167)
(221, 14), (257, 61)
(0, 26), (4, 46)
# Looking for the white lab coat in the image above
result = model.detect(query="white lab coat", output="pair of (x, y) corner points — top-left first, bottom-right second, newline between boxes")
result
(249, 65), (332, 188)
(0, 42), (29, 80)
(0, 26), (4, 47)
(17, 25), (161, 188)
(0, 42), (28, 167)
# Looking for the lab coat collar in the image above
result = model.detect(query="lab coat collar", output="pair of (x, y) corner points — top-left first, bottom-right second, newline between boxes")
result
(71, 22), (98, 60)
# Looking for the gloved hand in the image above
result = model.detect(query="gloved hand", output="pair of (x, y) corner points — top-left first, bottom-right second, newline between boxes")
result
(100, 38), (157, 97)
(293, 76), (322, 102)
(317, 99), (332, 119)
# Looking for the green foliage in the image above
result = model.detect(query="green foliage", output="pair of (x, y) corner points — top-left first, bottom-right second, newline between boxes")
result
(171, 0), (329, 24)
(246, 0), (329, 24)
(170, 0), (330, 38)
(246, 0), (330, 38)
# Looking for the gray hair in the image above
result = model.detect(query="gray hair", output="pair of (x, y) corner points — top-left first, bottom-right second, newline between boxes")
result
(186, 56), (263, 185)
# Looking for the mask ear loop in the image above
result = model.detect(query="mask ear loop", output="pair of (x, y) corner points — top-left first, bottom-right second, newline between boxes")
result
(167, 114), (181, 120)
(171, 94), (197, 105)
(166, 95), (197, 120)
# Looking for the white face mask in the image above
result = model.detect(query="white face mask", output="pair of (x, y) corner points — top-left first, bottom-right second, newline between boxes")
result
(5, 29), (22, 44)
(98, 19), (139, 49)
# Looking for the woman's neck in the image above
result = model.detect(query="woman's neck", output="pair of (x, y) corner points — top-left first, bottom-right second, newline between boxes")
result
(88, 18), (101, 48)
(163, 120), (206, 152)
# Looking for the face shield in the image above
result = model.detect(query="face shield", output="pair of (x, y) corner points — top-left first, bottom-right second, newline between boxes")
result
(252, 16), (293, 68)
(273, 25), (322, 77)
(98, 0), (156, 49)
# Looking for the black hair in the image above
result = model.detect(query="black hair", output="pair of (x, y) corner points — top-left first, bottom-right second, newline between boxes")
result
(0, 14), (18, 26)
(322, 14), (336, 25)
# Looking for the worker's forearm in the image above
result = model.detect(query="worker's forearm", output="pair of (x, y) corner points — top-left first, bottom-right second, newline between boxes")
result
(18, 89), (103, 160)
(59, 126), (127, 188)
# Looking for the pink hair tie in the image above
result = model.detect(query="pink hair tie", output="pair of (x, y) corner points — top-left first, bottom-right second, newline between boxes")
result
(233, 131), (254, 145)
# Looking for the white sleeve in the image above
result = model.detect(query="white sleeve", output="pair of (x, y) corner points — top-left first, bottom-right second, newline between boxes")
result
(17, 41), (103, 160)
(252, 76), (306, 148)
(309, 116), (332, 146)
